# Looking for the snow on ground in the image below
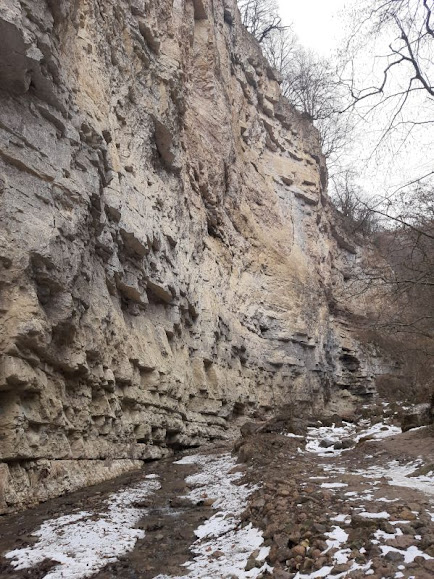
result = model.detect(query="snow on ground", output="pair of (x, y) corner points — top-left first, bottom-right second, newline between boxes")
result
(292, 499), (432, 579)
(305, 420), (401, 457)
(322, 464), (347, 474)
(351, 460), (434, 496)
(5, 478), (161, 579)
(156, 523), (270, 579)
(293, 560), (372, 579)
(154, 453), (271, 579)
(324, 526), (348, 552)
(298, 413), (434, 577)
(331, 514), (351, 523)
(373, 528), (403, 543)
(320, 482), (347, 489)
(292, 499), (431, 578)
(354, 422), (402, 442)
(5, 454), (270, 579)
(305, 424), (353, 457)
(359, 511), (390, 519)
(174, 453), (254, 516)
(317, 452), (434, 498)
(380, 545), (433, 563)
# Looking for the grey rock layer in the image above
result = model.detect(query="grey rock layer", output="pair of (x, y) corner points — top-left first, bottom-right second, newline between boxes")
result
(0, 0), (381, 512)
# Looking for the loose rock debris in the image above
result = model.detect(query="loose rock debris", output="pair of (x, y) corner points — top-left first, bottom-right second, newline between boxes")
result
(0, 409), (433, 579)
(237, 412), (434, 579)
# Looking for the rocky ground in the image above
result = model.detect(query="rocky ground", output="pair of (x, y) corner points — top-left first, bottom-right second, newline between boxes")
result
(0, 403), (433, 579)
(238, 414), (434, 578)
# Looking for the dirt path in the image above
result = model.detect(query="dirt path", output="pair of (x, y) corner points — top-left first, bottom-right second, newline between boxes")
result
(0, 416), (433, 579)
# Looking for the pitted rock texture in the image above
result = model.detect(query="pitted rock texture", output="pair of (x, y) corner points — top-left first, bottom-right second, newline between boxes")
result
(0, 0), (381, 513)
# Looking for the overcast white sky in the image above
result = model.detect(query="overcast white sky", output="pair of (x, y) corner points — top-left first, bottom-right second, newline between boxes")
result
(274, 0), (432, 197)
(277, 0), (353, 56)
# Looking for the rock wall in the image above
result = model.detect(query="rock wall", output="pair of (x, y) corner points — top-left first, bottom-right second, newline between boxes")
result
(0, 0), (380, 512)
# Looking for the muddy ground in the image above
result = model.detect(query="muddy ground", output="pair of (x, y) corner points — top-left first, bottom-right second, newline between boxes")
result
(0, 448), (221, 579)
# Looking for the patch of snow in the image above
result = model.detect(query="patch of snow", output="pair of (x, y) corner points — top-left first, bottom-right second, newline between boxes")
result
(285, 432), (305, 439)
(380, 545), (433, 563)
(5, 479), (161, 579)
(374, 528), (403, 542)
(338, 458), (434, 497)
(305, 419), (400, 457)
(306, 424), (353, 457)
(355, 422), (401, 442)
(294, 560), (372, 579)
(324, 526), (348, 552)
(330, 514), (351, 523)
(182, 454), (253, 515)
(145, 474), (160, 479)
(174, 455), (201, 465)
(176, 524), (271, 579)
(294, 567), (334, 578)
(321, 464), (347, 474)
(359, 511), (390, 519)
(155, 453), (271, 579)
(321, 482), (348, 489)
(377, 461), (434, 496)
(333, 548), (351, 565)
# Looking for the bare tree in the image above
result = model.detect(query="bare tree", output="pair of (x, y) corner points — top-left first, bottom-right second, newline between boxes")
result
(340, 0), (434, 147)
(371, 218), (434, 339)
(260, 26), (298, 75)
(330, 169), (378, 236)
(338, 0), (434, 310)
(338, 182), (434, 341)
(237, 0), (288, 43)
(283, 49), (337, 120)
(238, 1), (355, 165)
(280, 48), (355, 165)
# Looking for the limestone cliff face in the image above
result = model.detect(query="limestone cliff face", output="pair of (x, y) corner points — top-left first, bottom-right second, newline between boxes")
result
(0, 0), (379, 512)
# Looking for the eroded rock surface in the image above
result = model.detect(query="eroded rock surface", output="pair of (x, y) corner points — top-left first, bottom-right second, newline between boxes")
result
(0, 0), (383, 512)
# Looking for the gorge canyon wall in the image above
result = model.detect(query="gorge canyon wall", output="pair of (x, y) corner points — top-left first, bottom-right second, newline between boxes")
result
(0, 0), (381, 513)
